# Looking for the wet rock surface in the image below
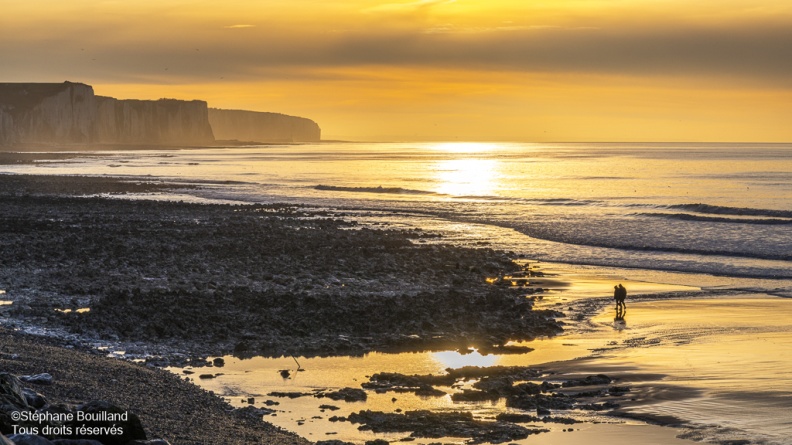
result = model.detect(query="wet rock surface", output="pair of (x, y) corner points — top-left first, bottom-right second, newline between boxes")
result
(341, 367), (635, 442)
(346, 410), (544, 444)
(0, 174), (561, 359)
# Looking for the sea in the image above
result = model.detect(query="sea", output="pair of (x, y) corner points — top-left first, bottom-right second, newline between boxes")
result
(4, 142), (792, 444)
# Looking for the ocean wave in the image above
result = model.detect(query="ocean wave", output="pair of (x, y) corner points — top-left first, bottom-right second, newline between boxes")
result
(530, 198), (602, 206)
(540, 229), (792, 262)
(314, 185), (442, 195)
(636, 212), (792, 225)
(668, 203), (792, 218)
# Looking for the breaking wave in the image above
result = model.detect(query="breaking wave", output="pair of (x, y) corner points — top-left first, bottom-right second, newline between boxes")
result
(667, 203), (792, 218)
(315, 185), (442, 196)
(637, 212), (792, 225)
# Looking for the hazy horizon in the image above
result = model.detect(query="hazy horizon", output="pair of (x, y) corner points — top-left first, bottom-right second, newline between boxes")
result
(3, 1), (792, 142)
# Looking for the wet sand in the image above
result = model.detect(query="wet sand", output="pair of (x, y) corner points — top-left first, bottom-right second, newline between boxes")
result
(534, 292), (792, 445)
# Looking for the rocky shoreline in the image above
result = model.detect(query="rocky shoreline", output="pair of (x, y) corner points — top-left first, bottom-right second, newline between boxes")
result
(0, 173), (574, 444)
(0, 329), (310, 445)
(0, 174), (562, 361)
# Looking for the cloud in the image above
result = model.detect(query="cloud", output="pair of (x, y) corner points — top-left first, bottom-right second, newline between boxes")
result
(3, 13), (792, 88)
(364, 0), (456, 14)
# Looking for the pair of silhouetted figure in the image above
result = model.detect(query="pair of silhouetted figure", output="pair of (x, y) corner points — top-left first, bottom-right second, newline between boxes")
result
(614, 284), (627, 319)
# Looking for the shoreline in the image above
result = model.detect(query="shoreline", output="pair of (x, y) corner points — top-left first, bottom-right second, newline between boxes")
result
(1, 172), (784, 444)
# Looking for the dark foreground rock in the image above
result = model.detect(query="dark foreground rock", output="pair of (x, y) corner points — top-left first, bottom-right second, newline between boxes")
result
(0, 174), (562, 358)
(0, 331), (309, 445)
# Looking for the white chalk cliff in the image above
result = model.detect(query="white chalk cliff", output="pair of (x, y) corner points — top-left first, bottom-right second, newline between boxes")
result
(0, 82), (321, 147)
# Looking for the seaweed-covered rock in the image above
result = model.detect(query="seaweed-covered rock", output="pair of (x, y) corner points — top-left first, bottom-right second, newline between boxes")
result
(561, 374), (612, 387)
(348, 410), (546, 444)
(318, 388), (367, 402)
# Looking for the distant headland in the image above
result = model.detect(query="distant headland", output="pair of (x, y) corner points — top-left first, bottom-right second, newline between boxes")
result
(0, 81), (321, 148)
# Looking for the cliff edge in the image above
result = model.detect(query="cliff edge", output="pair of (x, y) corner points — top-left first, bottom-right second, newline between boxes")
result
(209, 108), (321, 143)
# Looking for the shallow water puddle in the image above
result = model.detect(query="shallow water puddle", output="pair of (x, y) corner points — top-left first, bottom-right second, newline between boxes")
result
(172, 347), (591, 443)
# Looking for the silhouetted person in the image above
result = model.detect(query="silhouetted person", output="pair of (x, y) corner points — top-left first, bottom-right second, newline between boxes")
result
(614, 284), (627, 319)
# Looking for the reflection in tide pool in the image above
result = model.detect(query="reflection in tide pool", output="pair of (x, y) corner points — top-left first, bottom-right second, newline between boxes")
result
(174, 270), (696, 444)
(173, 345), (588, 444)
(432, 350), (498, 369)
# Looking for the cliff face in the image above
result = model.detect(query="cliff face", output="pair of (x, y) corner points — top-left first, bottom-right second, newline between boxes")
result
(0, 82), (97, 145)
(209, 108), (321, 143)
(95, 97), (215, 145)
(0, 82), (214, 146)
(0, 107), (14, 146)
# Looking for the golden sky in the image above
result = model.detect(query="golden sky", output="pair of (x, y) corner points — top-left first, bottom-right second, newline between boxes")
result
(2, 0), (792, 141)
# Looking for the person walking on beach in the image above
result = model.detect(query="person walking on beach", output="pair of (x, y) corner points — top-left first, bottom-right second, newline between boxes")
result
(614, 284), (627, 318)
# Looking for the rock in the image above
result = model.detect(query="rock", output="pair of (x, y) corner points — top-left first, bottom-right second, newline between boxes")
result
(18, 374), (53, 386)
(450, 389), (498, 402)
(124, 441), (172, 445)
(494, 413), (539, 423)
(267, 392), (312, 399)
(561, 374), (612, 387)
(235, 406), (276, 419)
(347, 410), (544, 444)
(51, 440), (104, 445)
(212, 358), (225, 367)
(365, 440), (390, 445)
(318, 388), (367, 402)
(608, 386), (631, 396)
(7, 435), (55, 445)
(0, 373), (31, 433)
(22, 388), (47, 409)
